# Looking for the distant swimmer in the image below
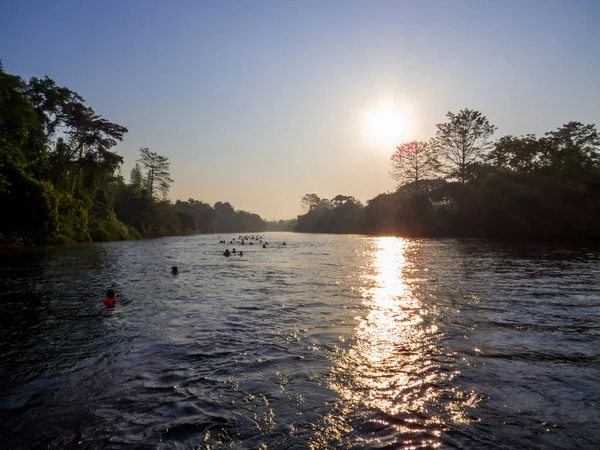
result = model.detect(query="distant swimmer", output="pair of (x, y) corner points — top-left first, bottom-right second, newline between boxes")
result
(171, 266), (179, 275)
(232, 248), (237, 253)
(239, 251), (243, 257)
(100, 289), (117, 308)
(282, 242), (286, 245)
(223, 249), (231, 257)
(262, 244), (266, 248)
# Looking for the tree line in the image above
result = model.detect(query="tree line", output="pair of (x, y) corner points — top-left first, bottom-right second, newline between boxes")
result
(296, 109), (600, 239)
(0, 63), (265, 245)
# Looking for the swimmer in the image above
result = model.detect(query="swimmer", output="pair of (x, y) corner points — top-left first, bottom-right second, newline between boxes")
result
(232, 248), (237, 253)
(100, 289), (117, 308)
(262, 244), (266, 249)
(171, 266), (179, 275)
(223, 249), (231, 257)
(239, 251), (243, 257)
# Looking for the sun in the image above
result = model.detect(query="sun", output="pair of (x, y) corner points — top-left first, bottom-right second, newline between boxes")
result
(363, 102), (410, 148)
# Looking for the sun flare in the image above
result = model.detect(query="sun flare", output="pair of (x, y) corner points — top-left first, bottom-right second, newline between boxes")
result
(363, 102), (410, 148)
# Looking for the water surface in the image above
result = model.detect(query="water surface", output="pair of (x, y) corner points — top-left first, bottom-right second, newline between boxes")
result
(1, 234), (599, 449)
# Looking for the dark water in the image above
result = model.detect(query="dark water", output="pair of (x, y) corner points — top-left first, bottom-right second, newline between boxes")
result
(1, 234), (599, 449)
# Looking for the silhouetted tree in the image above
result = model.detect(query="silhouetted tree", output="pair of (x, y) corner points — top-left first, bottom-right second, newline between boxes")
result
(296, 194), (363, 234)
(434, 109), (496, 184)
(138, 147), (173, 199)
(129, 163), (143, 187)
(488, 134), (550, 172)
(301, 193), (321, 211)
(390, 140), (439, 187)
(543, 122), (600, 183)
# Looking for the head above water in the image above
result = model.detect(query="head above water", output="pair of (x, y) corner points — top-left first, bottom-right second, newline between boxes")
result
(106, 289), (116, 299)
(171, 266), (178, 272)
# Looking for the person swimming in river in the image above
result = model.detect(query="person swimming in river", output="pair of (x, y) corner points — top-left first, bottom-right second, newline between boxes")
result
(171, 266), (179, 275)
(239, 251), (243, 257)
(262, 244), (266, 248)
(232, 248), (237, 253)
(100, 289), (117, 307)
(223, 249), (231, 257)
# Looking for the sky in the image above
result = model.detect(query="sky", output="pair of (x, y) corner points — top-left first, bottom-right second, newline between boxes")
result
(1, 0), (599, 220)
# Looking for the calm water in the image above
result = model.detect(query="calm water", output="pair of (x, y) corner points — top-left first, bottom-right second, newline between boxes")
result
(1, 233), (599, 449)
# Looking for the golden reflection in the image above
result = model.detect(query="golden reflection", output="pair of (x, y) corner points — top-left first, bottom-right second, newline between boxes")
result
(312, 237), (479, 449)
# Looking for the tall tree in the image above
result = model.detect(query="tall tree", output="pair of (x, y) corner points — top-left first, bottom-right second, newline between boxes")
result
(434, 109), (496, 184)
(137, 147), (173, 199)
(129, 162), (143, 187)
(390, 140), (439, 187)
(300, 193), (321, 211)
(65, 102), (127, 197)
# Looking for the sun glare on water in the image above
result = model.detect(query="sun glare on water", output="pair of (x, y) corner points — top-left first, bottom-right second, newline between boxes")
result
(363, 102), (411, 148)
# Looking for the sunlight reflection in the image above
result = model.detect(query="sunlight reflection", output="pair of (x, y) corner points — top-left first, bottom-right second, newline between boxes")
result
(312, 237), (479, 449)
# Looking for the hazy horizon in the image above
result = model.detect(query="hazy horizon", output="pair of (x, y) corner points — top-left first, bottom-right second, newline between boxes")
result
(2, 0), (599, 220)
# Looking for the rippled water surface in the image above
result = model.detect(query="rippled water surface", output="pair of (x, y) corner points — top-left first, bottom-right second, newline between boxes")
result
(1, 233), (600, 449)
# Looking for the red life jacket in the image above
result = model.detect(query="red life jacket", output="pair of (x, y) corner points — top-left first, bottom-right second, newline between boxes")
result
(101, 297), (116, 307)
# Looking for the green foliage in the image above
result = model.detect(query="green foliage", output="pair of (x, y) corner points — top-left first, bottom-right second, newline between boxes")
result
(88, 211), (132, 242)
(1, 63), (267, 246)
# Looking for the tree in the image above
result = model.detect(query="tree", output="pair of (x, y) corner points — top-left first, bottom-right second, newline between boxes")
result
(331, 195), (360, 208)
(64, 102), (127, 197)
(137, 147), (173, 199)
(434, 109), (496, 184)
(129, 163), (143, 187)
(543, 122), (600, 177)
(175, 198), (215, 233)
(390, 140), (439, 187)
(488, 134), (550, 172)
(24, 76), (84, 179)
(301, 193), (321, 211)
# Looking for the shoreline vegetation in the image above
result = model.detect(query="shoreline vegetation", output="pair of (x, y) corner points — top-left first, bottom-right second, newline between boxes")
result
(0, 63), (269, 247)
(295, 110), (600, 240)
(2, 63), (599, 246)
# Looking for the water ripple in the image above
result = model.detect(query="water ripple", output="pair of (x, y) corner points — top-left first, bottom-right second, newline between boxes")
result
(0, 235), (599, 448)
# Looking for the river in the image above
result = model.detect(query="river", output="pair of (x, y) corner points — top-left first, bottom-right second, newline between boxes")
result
(1, 233), (599, 449)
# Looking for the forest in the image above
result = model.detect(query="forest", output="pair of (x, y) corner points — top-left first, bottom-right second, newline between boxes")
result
(296, 109), (600, 239)
(3, 62), (599, 245)
(0, 63), (266, 245)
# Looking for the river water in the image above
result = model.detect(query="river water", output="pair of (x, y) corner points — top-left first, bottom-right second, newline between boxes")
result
(1, 233), (599, 449)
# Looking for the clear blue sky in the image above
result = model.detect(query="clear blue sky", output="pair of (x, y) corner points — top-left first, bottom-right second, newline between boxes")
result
(2, 0), (599, 219)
